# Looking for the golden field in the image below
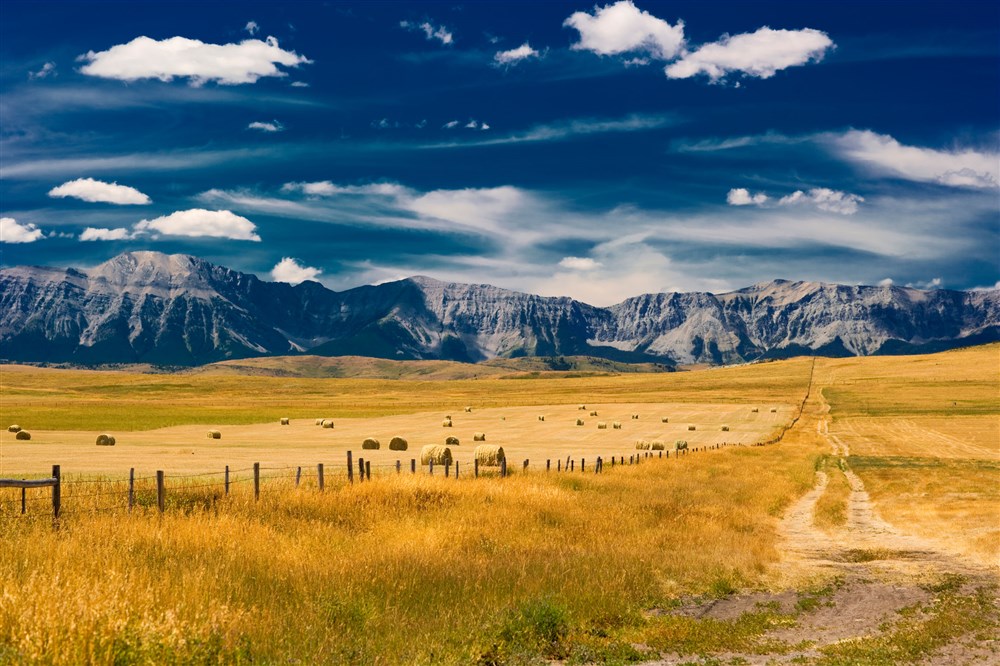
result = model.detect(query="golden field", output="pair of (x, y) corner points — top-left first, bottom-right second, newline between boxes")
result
(0, 346), (997, 664)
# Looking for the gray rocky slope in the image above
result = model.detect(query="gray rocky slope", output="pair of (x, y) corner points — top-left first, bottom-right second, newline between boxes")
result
(1, 251), (996, 366)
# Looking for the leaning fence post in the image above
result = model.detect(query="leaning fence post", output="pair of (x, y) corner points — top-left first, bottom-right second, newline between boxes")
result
(128, 467), (135, 511)
(225, 465), (230, 495)
(318, 463), (325, 491)
(156, 470), (164, 514)
(51, 464), (61, 520)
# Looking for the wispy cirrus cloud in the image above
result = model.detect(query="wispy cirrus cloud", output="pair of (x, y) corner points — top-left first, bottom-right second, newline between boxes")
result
(424, 113), (679, 148)
(826, 129), (999, 189)
(28, 61), (57, 80)
(48, 177), (151, 205)
(78, 35), (312, 85)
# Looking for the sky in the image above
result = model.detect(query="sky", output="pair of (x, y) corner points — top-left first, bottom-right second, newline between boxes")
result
(1, 0), (997, 305)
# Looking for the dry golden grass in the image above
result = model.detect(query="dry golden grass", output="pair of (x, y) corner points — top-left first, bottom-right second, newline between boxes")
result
(818, 344), (1000, 567)
(813, 457), (850, 532)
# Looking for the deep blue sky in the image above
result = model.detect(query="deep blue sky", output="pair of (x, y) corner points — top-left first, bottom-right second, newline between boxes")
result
(1, 0), (997, 304)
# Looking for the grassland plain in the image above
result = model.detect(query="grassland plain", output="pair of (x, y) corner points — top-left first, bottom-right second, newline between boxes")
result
(0, 347), (998, 665)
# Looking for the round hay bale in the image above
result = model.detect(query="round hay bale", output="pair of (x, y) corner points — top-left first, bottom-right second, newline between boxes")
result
(315, 418), (324, 426)
(464, 406), (473, 413)
(769, 408), (778, 413)
(280, 418), (290, 425)
(661, 417), (669, 423)
(15, 430), (31, 441)
(631, 414), (639, 420)
(537, 415), (545, 422)
(721, 425), (730, 432)
(576, 419), (585, 426)
(420, 445), (452, 465)
(473, 432), (486, 442)
(475, 444), (505, 467)
(634, 439), (651, 450)
(597, 421), (608, 429)
(389, 436), (408, 451)
(362, 437), (380, 450)
(442, 419), (453, 427)
(589, 410), (598, 416)
(687, 425), (696, 431)
(96, 434), (116, 446)
(7, 425), (21, 433)
(445, 435), (460, 446)
(500, 416), (505, 421)
(322, 420), (335, 429)
(675, 439), (688, 451)
(207, 430), (221, 439)
(651, 440), (665, 451)
(613, 421), (622, 429)
(578, 404), (586, 410)
(751, 408), (759, 413)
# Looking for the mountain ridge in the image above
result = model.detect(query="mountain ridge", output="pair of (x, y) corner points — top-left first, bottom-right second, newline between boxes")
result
(1, 251), (997, 366)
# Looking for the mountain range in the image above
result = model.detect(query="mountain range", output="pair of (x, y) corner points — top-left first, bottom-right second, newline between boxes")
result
(1, 251), (997, 367)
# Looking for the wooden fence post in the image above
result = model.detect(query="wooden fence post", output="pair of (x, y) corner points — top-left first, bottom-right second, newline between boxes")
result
(253, 463), (260, 501)
(225, 465), (230, 495)
(51, 464), (60, 520)
(455, 461), (459, 478)
(581, 458), (585, 473)
(21, 487), (26, 514)
(546, 459), (551, 472)
(501, 458), (507, 478)
(347, 451), (354, 484)
(128, 467), (135, 511)
(474, 459), (479, 478)
(523, 459), (529, 471)
(396, 460), (401, 474)
(358, 457), (365, 483)
(557, 460), (561, 472)
(445, 461), (451, 478)
(429, 460), (434, 476)
(411, 459), (416, 474)
(156, 470), (164, 514)
(296, 466), (302, 487)
(365, 460), (371, 481)
(570, 460), (575, 472)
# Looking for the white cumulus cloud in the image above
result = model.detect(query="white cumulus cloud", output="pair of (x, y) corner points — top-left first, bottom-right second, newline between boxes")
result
(248, 120), (284, 132)
(829, 129), (999, 189)
(271, 257), (321, 284)
(29, 62), (57, 80)
(666, 27), (833, 82)
(400, 20), (453, 45)
(78, 35), (312, 86)
(778, 188), (864, 215)
(80, 227), (132, 241)
(245, 21), (259, 36)
(558, 257), (602, 270)
(564, 0), (685, 60)
(726, 188), (768, 206)
(134, 209), (260, 241)
(48, 177), (151, 205)
(1, 217), (44, 243)
(878, 278), (894, 287)
(494, 43), (540, 65)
